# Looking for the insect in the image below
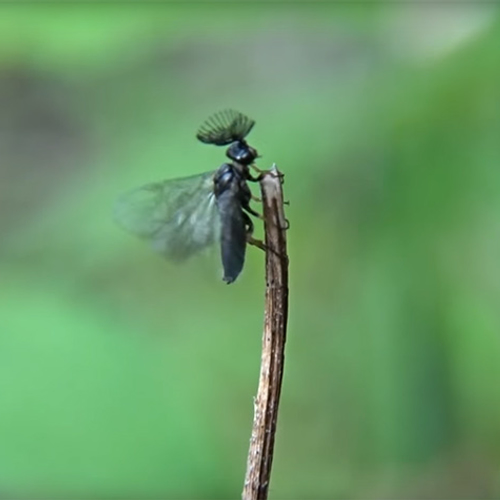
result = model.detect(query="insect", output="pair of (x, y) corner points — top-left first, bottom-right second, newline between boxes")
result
(114, 110), (263, 284)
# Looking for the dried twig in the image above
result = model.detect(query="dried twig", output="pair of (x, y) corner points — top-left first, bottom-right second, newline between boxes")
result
(242, 164), (289, 500)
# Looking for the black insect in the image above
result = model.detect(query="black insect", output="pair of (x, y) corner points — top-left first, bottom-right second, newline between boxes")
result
(114, 110), (262, 284)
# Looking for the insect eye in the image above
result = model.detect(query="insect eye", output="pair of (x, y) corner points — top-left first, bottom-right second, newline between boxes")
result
(226, 141), (257, 165)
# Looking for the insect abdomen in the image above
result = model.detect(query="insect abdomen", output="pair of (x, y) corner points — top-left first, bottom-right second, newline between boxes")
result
(214, 164), (247, 283)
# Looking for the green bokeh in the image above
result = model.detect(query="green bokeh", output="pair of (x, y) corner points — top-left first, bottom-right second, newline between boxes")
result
(1, 4), (500, 499)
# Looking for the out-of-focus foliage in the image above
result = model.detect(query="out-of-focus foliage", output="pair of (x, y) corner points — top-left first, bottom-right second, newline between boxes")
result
(1, 4), (499, 499)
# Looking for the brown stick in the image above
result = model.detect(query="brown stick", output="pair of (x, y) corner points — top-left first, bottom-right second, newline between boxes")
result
(242, 165), (289, 500)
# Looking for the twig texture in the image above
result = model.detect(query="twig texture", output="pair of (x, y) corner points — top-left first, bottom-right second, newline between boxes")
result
(242, 165), (289, 500)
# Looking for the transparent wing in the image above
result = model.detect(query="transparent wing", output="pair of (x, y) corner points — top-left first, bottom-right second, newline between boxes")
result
(114, 171), (220, 260)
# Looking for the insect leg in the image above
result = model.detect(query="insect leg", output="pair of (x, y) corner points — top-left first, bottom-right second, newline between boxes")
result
(250, 164), (264, 175)
(242, 211), (284, 256)
(241, 195), (263, 219)
(243, 211), (266, 252)
(247, 236), (267, 252)
(245, 163), (266, 183)
(242, 210), (254, 236)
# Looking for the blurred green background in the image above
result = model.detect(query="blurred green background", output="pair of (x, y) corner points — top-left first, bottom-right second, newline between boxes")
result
(1, 3), (500, 499)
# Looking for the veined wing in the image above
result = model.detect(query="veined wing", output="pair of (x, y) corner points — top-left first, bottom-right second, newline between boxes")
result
(114, 171), (220, 260)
